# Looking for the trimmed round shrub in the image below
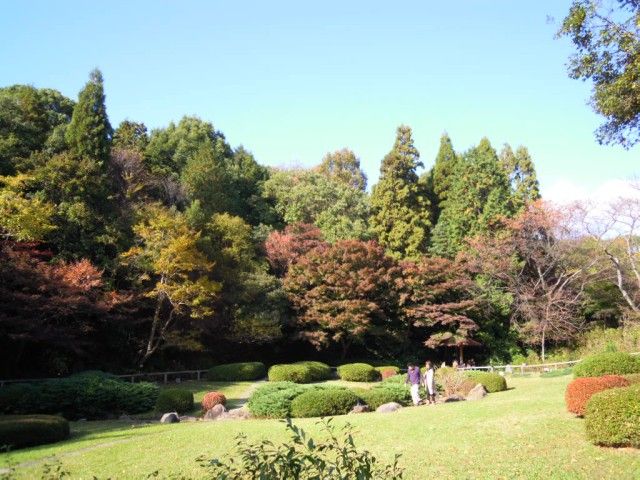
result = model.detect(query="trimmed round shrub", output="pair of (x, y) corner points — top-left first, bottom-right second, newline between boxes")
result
(375, 366), (400, 380)
(573, 352), (640, 378)
(155, 388), (193, 414)
(202, 391), (227, 411)
(268, 361), (332, 383)
(585, 384), (640, 448)
(337, 363), (380, 382)
(565, 375), (630, 416)
(206, 362), (266, 381)
(623, 373), (640, 384)
(354, 384), (411, 410)
(247, 382), (306, 418)
(0, 415), (69, 450)
(464, 371), (507, 393)
(290, 388), (359, 418)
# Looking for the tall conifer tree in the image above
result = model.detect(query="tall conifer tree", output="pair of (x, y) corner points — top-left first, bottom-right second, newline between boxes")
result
(370, 125), (431, 258)
(430, 138), (512, 258)
(499, 144), (540, 212)
(65, 69), (112, 162)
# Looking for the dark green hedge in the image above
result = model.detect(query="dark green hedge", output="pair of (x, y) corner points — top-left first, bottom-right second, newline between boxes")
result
(337, 363), (380, 382)
(573, 352), (640, 378)
(247, 382), (307, 418)
(464, 371), (507, 393)
(0, 415), (69, 450)
(585, 384), (640, 448)
(0, 373), (158, 420)
(155, 388), (194, 414)
(268, 361), (332, 383)
(206, 362), (266, 381)
(290, 388), (359, 418)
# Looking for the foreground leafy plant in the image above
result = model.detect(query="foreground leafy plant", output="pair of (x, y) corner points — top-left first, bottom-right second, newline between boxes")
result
(200, 418), (403, 479)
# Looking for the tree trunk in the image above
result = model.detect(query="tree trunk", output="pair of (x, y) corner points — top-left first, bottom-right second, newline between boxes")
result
(541, 327), (546, 362)
(459, 345), (464, 364)
(139, 291), (165, 368)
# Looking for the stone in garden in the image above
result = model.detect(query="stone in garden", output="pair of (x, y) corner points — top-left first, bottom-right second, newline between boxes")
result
(224, 407), (252, 420)
(465, 384), (487, 401)
(119, 414), (132, 421)
(160, 412), (180, 423)
(376, 402), (402, 413)
(350, 404), (370, 414)
(204, 404), (227, 421)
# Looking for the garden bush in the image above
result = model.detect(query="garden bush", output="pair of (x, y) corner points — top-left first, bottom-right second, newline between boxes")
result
(381, 374), (405, 385)
(585, 384), (640, 448)
(247, 382), (307, 418)
(355, 384), (411, 409)
(464, 371), (507, 393)
(573, 352), (640, 378)
(202, 391), (227, 411)
(375, 366), (400, 380)
(565, 375), (630, 416)
(0, 415), (69, 450)
(155, 388), (194, 414)
(0, 376), (158, 420)
(290, 388), (359, 418)
(206, 362), (266, 381)
(337, 363), (380, 382)
(436, 367), (467, 396)
(268, 361), (332, 383)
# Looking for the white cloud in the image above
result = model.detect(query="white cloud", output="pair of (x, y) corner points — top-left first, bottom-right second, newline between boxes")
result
(543, 178), (640, 206)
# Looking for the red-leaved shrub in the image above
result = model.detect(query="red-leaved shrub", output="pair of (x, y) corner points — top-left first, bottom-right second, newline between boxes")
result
(565, 375), (630, 416)
(202, 391), (227, 411)
(380, 368), (397, 380)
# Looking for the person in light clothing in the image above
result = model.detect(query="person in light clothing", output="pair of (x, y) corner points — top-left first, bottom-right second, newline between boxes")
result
(423, 361), (436, 404)
(405, 363), (421, 406)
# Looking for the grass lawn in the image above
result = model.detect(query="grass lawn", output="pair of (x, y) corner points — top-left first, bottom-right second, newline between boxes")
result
(2, 376), (639, 479)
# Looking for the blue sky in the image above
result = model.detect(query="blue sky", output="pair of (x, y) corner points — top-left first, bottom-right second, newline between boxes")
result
(1, 1), (637, 200)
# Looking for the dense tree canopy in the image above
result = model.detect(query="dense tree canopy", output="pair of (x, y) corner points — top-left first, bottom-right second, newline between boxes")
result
(0, 69), (630, 375)
(558, 0), (640, 147)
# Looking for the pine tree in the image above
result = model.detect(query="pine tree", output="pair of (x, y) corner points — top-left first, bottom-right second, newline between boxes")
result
(430, 138), (513, 258)
(65, 69), (112, 162)
(370, 125), (431, 258)
(499, 144), (540, 212)
(427, 132), (459, 225)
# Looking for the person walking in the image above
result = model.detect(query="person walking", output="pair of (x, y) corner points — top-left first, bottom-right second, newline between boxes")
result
(423, 361), (436, 404)
(406, 363), (422, 406)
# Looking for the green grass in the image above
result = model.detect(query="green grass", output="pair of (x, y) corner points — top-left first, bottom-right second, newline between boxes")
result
(2, 377), (639, 479)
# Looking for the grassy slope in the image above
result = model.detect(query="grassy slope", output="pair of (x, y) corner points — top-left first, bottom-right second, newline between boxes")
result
(2, 377), (639, 479)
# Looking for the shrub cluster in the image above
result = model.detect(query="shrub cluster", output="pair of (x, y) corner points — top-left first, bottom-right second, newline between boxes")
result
(206, 362), (266, 381)
(565, 375), (630, 416)
(585, 384), (640, 448)
(464, 371), (507, 393)
(375, 366), (400, 380)
(436, 367), (466, 396)
(0, 415), (70, 450)
(573, 352), (640, 378)
(290, 388), (359, 418)
(201, 391), (226, 411)
(155, 388), (194, 414)
(337, 363), (380, 382)
(247, 382), (307, 418)
(0, 373), (158, 420)
(268, 361), (332, 383)
(354, 383), (411, 410)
